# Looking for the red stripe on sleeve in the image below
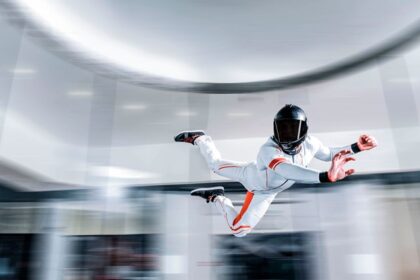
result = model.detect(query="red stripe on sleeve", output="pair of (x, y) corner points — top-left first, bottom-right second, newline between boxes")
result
(268, 157), (287, 170)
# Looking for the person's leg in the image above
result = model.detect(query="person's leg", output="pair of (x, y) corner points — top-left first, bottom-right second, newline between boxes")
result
(195, 135), (249, 181)
(180, 132), (271, 236)
(213, 191), (277, 237)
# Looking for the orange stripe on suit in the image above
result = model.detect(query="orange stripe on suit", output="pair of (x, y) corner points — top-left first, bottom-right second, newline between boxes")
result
(232, 192), (254, 226)
(268, 157), (287, 170)
(218, 165), (240, 170)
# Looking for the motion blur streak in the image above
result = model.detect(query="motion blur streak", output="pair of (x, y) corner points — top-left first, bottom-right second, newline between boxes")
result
(2, 0), (420, 91)
(1, 178), (420, 279)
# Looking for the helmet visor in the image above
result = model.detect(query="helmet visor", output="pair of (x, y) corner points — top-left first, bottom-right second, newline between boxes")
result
(274, 119), (308, 143)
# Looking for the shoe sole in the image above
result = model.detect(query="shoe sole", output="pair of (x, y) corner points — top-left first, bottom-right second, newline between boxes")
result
(190, 186), (224, 195)
(174, 130), (205, 142)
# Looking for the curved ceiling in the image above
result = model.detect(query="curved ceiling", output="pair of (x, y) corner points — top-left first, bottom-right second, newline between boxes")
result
(2, 0), (420, 92)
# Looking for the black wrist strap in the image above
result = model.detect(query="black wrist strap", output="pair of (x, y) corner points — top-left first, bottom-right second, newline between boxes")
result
(351, 142), (361, 153)
(319, 172), (331, 183)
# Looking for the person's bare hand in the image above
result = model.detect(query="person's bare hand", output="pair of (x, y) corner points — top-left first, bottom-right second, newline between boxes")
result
(328, 150), (355, 182)
(357, 135), (378, 151)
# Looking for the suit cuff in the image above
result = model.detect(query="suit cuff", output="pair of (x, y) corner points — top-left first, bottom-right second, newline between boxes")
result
(319, 172), (331, 183)
(351, 142), (361, 154)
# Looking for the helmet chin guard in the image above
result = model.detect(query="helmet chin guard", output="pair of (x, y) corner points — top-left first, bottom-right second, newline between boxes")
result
(278, 138), (304, 155)
(273, 104), (308, 155)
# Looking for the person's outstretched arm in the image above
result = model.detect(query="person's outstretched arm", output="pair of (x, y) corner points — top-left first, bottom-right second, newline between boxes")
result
(315, 134), (378, 161)
(271, 150), (355, 183)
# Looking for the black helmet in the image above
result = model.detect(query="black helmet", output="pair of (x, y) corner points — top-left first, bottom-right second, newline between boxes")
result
(273, 104), (308, 155)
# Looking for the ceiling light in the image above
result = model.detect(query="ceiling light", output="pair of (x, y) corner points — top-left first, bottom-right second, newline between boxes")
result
(91, 166), (157, 179)
(388, 78), (418, 84)
(67, 90), (92, 97)
(176, 111), (197, 117)
(9, 68), (35, 74)
(227, 112), (253, 117)
(122, 104), (147, 111)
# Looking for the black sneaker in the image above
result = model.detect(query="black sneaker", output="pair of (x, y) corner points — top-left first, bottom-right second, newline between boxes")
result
(174, 130), (205, 145)
(190, 186), (225, 203)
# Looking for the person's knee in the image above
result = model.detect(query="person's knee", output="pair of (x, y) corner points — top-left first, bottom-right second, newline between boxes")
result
(209, 161), (223, 173)
(210, 164), (219, 173)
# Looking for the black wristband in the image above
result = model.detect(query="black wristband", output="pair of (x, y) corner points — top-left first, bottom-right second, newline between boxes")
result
(351, 142), (361, 153)
(319, 172), (331, 183)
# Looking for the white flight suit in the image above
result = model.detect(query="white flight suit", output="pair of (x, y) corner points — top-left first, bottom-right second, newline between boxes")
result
(195, 135), (353, 237)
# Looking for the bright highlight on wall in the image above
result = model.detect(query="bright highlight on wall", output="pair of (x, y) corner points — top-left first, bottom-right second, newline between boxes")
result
(91, 166), (158, 180)
(14, 0), (198, 81)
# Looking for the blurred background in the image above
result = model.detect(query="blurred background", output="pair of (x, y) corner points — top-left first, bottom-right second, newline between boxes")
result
(0, 0), (420, 279)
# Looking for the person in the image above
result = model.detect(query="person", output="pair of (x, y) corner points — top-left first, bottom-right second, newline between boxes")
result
(174, 104), (377, 237)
